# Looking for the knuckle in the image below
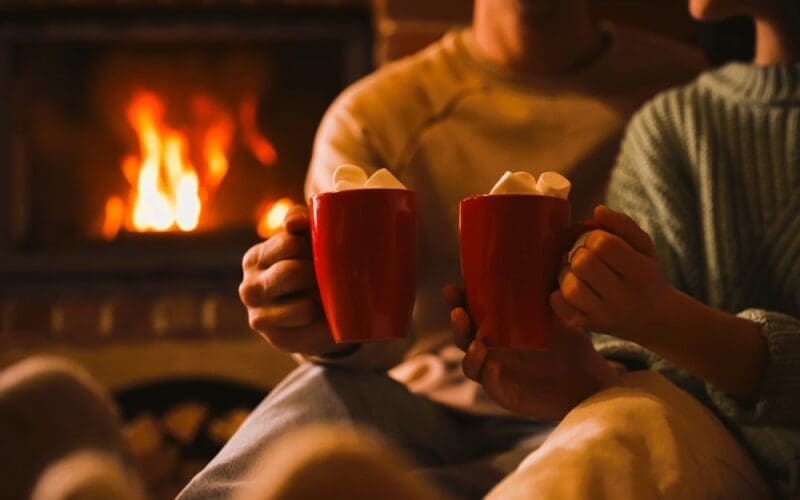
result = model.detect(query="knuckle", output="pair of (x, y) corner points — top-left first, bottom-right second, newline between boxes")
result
(570, 247), (592, 274)
(561, 273), (582, 303)
(263, 260), (313, 297)
(238, 280), (262, 307)
(462, 357), (479, 382)
(248, 309), (271, 333)
(277, 233), (309, 260)
(588, 231), (613, 255)
(266, 331), (295, 352)
(242, 243), (263, 270)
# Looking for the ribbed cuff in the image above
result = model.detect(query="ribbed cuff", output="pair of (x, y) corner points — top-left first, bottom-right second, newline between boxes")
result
(592, 333), (661, 371)
(706, 309), (800, 426)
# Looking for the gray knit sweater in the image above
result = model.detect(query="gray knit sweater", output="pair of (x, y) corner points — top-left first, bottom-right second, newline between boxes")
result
(597, 62), (800, 496)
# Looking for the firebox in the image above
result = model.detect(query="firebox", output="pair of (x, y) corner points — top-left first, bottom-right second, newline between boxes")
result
(0, 5), (371, 495)
(0, 3), (372, 291)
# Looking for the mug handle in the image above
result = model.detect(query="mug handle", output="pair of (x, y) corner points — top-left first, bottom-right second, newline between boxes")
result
(558, 219), (601, 263)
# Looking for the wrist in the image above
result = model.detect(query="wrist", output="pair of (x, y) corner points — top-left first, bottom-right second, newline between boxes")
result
(617, 284), (679, 346)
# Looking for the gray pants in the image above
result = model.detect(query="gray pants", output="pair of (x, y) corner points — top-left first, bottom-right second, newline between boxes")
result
(178, 363), (553, 500)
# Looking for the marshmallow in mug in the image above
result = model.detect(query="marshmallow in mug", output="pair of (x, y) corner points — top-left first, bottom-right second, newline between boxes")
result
(332, 164), (407, 191)
(489, 170), (571, 200)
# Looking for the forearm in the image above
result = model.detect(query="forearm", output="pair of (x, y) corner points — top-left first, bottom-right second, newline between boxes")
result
(632, 287), (767, 401)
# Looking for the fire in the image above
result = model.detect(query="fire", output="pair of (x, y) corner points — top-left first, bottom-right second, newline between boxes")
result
(240, 96), (277, 166)
(257, 198), (294, 238)
(102, 89), (278, 240)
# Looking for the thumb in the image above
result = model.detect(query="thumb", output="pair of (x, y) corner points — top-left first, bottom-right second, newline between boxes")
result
(284, 205), (310, 235)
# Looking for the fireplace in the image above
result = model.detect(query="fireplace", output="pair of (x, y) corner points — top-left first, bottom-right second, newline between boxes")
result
(0, 3), (371, 289)
(0, 1), (371, 364)
(0, 3), (371, 496)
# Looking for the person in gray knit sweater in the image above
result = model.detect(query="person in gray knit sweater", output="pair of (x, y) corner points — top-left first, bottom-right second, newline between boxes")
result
(449, 0), (800, 497)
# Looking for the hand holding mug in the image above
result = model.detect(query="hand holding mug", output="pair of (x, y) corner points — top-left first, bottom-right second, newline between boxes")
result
(239, 205), (341, 356)
(551, 205), (670, 344)
(444, 284), (619, 421)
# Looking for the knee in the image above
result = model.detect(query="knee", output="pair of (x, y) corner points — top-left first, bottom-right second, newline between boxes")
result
(255, 364), (409, 424)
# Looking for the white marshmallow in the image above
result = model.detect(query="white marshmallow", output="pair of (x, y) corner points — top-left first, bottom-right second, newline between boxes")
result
(536, 172), (571, 200)
(363, 168), (406, 189)
(489, 171), (540, 195)
(334, 179), (363, 191)
(333, 164), (369, 186)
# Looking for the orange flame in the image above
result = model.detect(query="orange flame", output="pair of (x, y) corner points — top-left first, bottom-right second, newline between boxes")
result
(257, 198), (294, 239)
(102, 89), (279, 240)
(103, 90), (239, 239)
(239, 96), (277, 166)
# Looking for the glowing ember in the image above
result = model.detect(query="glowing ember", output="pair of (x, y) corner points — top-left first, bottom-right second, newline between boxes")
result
(102, 196), (125, 240)
(257, 198), (294, 238)
(102, 89), (277, 240)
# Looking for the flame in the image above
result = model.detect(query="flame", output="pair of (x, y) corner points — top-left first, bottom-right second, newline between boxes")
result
(102, 196), (125, 240)
(239, 96), (277, 166)
(101, 90), (239, 240)
(102, 89), (279, 240)
(257, 198), (294, 238)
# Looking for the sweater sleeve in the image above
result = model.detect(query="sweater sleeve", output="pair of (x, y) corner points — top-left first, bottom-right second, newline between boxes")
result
(707, 309), (800, 426)
(605, 90), (705, 298)
(597, 90), (706, 372)
(605, 92), (800, 428)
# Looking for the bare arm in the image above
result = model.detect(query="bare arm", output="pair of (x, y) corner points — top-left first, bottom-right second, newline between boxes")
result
(552, 206), (767, 402)
(634, 287), (767, 401)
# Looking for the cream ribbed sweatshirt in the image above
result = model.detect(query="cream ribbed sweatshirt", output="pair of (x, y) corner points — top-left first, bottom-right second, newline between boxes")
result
(600, 62), (800, 496)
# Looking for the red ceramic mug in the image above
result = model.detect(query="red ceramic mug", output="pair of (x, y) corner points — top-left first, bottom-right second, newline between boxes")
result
(310, 189), (417, 343)
(459, 194), (595, 350)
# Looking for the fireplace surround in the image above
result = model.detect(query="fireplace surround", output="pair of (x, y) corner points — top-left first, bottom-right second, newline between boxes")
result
(0, 2), (371, 389)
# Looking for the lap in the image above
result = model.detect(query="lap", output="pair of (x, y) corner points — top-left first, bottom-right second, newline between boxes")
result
(179, 362), (551, 499)
(489, 370), (771, 500)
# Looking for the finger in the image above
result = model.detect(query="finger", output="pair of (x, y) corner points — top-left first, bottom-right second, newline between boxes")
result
(239, 276), (265, 308)
(253, 320), (335, 355)
(451, 307), (473, 351)
(594, 205), (656, 257)
(243, 232), (311, 271)
(582, 230), (643, 280)
(549, 291), (589, 328)
(462, 338), (489, 383)
(261, 260), (318, 299)
(558, 267), (605, 319)
(569, 246), (624, 301)
(248, 295), (321, 331)
(442, 283), (465, 309)
(284, 205), (310, 234)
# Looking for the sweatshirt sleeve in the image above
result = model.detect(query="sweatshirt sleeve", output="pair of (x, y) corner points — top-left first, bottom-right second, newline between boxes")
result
(304, 92), (384, 198)
(706, 309), (800, 426)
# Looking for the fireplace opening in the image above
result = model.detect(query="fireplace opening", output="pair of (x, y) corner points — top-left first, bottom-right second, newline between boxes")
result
(0, 6), (370, 456)
(0, 5), (371, 289)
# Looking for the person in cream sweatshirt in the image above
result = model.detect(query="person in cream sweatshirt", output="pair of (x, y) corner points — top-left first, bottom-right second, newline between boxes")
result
(180, 1), (705, 498)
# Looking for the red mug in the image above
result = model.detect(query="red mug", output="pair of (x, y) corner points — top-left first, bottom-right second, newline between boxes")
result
(310, 189), (417, 343)
(459, 194), (595, 350)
